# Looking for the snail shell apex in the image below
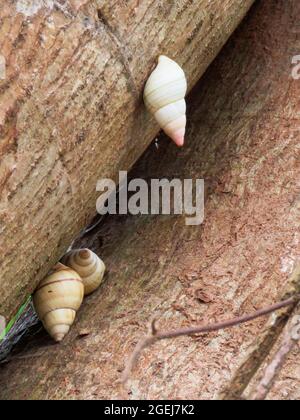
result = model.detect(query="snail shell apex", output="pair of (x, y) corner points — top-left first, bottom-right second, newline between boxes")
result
(144, 55), (187, 147)
(33, 263), (84, 342)
(62, 249), (106, 296)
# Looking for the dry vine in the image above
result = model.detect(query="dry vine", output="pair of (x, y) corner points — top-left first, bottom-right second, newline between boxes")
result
(122, 295), (300, 384)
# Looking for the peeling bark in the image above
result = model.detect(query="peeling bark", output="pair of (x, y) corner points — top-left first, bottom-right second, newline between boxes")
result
(0, 0), (299, 400)
(0, 0), (254, 321)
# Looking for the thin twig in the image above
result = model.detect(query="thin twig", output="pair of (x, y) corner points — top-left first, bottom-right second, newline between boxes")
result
(251, 307), (300, 400)
(122, 295), (300, 384)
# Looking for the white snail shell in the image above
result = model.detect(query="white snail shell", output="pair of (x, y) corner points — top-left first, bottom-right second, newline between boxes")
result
(144, 55), (187, 147)
(33, 263), (84, 342)
(62, 249), (106, 296)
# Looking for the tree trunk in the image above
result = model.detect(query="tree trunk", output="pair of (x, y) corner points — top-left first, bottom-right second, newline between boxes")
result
(0, 0), (299, 400)
(0, 0), (254, 321)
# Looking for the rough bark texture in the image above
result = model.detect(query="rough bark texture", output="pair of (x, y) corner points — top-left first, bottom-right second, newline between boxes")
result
(0, 0), (299, 400)
(0, 0), (254, 321)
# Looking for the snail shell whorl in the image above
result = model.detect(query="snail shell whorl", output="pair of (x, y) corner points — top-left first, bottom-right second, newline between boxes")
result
(33, 263), (84, 342)
(144, 55), (187, 147)
(62, 249), (106, 296)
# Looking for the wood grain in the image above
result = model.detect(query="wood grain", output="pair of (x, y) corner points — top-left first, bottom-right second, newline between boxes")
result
(0, 0), (254, 320)
(0, 0), (298, 400)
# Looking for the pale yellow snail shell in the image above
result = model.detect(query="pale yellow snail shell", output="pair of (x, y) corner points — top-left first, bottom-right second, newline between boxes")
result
(144, 55), (187, 147)
(33, 263), (84, 342)
(62, 249), (106, 296)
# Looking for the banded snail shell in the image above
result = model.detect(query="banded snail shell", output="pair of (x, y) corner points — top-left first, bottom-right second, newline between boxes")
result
(62, 249), (106, 296)
(33, 263), (84, 342)
(144, 55), (187, 147)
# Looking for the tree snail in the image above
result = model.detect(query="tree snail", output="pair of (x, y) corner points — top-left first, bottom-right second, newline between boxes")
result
(144, 55), (187, 147)
(62, 249), (106, 296)
(33, 263), (84, 342)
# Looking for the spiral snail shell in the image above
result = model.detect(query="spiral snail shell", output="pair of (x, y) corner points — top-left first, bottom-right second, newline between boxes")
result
(62, 249), (106, 296)
(144, 55), (187, 147)
(33, 263), (84, 342)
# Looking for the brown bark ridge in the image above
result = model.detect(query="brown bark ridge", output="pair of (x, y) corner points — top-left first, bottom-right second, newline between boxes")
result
(0, 0), (299, 399)
(0, 0), (254, 322)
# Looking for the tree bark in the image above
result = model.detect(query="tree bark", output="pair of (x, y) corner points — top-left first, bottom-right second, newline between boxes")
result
(0, 0), (299, 400)
(0, 0), (254, 321)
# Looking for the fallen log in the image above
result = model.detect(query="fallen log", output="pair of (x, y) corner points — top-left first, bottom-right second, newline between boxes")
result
(0, 0), (254, 321)
(0, 0), (299, 400)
